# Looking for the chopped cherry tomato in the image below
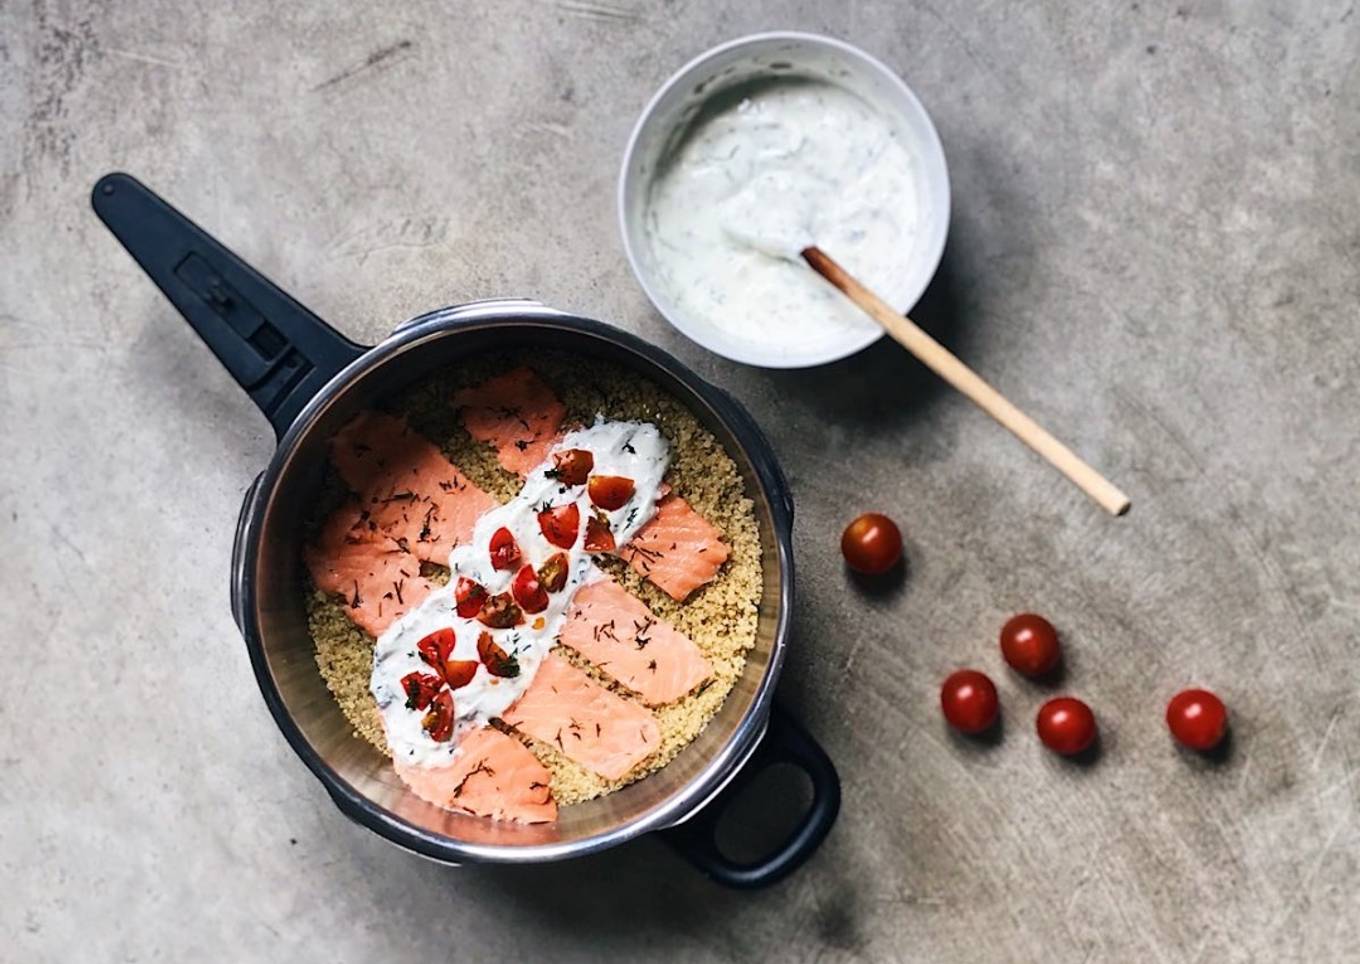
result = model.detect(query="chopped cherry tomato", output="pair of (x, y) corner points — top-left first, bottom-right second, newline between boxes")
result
(477, 631), (520, 678)
(476, 592), (523, 628)
(442, 659), (479, 690)
(588, 475), (635, 511)
(537, 552), (570, 593)
(1000, 613), (1061, 678)
(400, 671), (443, 711)
(421, 689), (455, 742)
(940, 669), (1000, 734)
(416, 627), (456, 671)
(455, 577), (488, 619)
(1036, 697), (1098, 755)
(584, 511), (615, 552)
(841, 512), (903, 575)
(549, 448), (594, 486)
(1166, 689), (1228, 751)
(538, 503), (581, 549)
(488, 527), (522, 571)
(511, 564), (549, 614)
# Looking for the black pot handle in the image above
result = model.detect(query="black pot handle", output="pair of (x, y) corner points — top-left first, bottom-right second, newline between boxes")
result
(660, 705), (840, 888)
(91, 172), (366, 438)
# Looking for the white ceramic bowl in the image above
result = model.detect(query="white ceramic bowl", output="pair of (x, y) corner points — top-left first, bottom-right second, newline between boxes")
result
(618, 31), (951, 369)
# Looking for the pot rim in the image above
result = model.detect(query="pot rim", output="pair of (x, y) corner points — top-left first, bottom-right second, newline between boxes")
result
(232, 301), (795, 864)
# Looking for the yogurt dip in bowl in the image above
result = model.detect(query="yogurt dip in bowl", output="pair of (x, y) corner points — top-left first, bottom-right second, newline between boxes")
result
(619, 32), (950, 368)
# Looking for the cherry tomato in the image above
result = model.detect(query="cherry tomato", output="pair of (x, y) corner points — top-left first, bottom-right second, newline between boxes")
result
(841, 513), (903, 575)
(940, 669), (1000, 734)
(441, 660), (479, 690)
(589, 475), (636, 511)
(1036, 697), (1097, 755)
(400, 671), (442, 711)
(455, 577), (487, 619)
(488, 527), (522, 570)
(421, 689), (455, 742)
(511, 564), (549, 614)
(537, 503), (581, 550)
(1000, 613), (1061, 677)
(1166, 689), (1228, 751)
(537, 552), (570, 593)
(584, 511), (616, 552)
(550, 448), (594, 486)
(416, 627), (456, 670)
(477, 631), (520, 678)
(476, 591), (523, 628)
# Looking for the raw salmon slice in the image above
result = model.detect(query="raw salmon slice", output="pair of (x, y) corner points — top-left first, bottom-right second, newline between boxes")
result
(619, 492), (731, 601)
(304, 501), (435, 638)
(452, 367), (566, 476)
(559, 577), (712, 704)
(392, 726), (557, 823)
(502, 652), (660, 781)
(332, 411), (496, 562)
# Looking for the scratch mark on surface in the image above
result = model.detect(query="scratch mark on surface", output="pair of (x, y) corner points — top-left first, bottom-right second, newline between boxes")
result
(523, 120), (571, 139)
(1311, 707), (1342, 773)
(49, 523), (89, 568)
(312, 39), (415, 92)
(106, 48), (181, 68)
(552, 0), (641, 22)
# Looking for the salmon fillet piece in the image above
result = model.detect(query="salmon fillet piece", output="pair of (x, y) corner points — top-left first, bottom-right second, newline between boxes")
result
(331, 411), (496, 563)
(619, 492), (731, 601)
(452, 367), (567, 476)
(502, 652), (661, 781)
(559, 577), (712, 705)
(304, 501), (435, 637)
(392, 726), (557, 823)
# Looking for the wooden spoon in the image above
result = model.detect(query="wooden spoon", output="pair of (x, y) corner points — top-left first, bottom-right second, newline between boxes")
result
(801, 246), (1131, 516)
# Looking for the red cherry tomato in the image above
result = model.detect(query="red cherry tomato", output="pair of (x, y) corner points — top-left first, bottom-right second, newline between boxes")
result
(537, 552), (570, 593)
(416, 627), (456, 670)
(441, 660), (479, 690)
(1036, 697), (1097, 755)
(550, 448), (594, 486)
(588, 475), (636, 511)
(1166, 689), (1228, 751)
(477, 631), (520, 678)
(841, 513), (903, 575)
(475, 592), (523, 629)
(511, 564), (549, 614)
(1000, 613), (1061, 677)
(584, 511), (616, 553)
(940, 670), (1000, 734)
(421, 689), (455, 742)
(399, 671), (442, 711)
(488, 527), (522, 570)
(455, 577), (487, 619)
(537, 504), (581, 550)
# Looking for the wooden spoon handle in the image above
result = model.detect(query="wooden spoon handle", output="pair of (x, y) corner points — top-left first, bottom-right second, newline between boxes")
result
(802, 246), (1130, 516)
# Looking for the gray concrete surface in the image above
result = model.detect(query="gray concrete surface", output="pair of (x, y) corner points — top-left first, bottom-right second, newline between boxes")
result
(3, 0), (1358, 960)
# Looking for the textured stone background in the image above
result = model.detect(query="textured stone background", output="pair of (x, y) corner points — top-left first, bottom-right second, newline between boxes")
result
(3, 1), (1357, 960)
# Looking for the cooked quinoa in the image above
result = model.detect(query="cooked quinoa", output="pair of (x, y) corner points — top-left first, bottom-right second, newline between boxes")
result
(306, 352), (761, 808)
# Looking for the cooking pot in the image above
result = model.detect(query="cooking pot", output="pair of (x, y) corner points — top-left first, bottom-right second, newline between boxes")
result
(91, 172), (839, 888)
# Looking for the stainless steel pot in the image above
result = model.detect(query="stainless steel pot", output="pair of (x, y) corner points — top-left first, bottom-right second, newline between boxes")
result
(92, 173), (838, 888)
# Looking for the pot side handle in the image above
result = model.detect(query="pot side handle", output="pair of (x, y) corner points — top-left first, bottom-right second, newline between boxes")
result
(660, 705), (840, 889)
(91, 172), (366, 438)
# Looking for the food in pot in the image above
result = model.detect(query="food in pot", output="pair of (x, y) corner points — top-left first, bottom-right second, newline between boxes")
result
(1036, 697), (1098, 756)
(1166, 689), (1228, 751)
(305, 356), (761, 823)
(940, 669), (1000, 735)
(999, 613), (1062, 678)
(841, 512), (903, 575)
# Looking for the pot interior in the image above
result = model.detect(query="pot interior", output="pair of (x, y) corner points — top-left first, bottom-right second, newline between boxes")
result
(246, 316), (788, 858)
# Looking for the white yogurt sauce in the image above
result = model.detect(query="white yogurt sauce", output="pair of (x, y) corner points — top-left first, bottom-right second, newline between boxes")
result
(371, 418), (670, 767)
(645, 78), (920, 358)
